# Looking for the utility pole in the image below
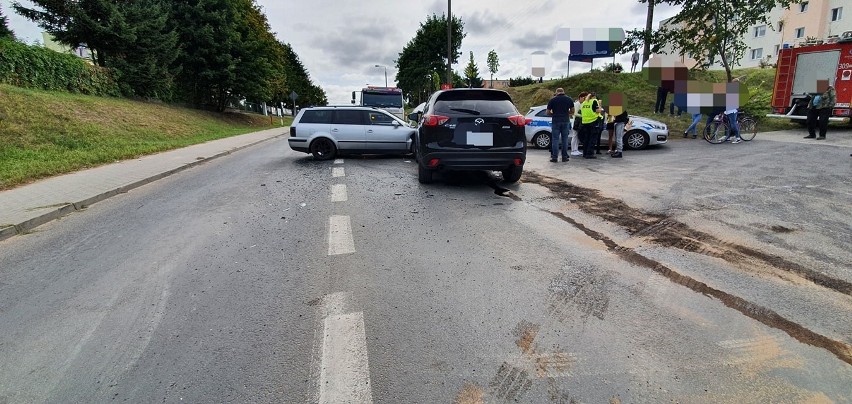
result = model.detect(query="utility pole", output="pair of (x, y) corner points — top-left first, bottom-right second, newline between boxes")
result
(643, 0), (654, 65)
(447, 0), (452, 86)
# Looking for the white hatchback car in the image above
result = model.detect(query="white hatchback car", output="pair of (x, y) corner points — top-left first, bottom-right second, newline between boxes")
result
(524, 105), (669, 150)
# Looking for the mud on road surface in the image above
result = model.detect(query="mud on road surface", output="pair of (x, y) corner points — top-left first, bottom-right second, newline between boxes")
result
(521, 172), (852, 366)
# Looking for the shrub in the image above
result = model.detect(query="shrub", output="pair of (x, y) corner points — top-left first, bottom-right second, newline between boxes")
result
(0, 39), (120, 96)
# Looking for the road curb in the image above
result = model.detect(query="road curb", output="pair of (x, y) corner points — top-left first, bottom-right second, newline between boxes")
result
(0, 133), (284, 243)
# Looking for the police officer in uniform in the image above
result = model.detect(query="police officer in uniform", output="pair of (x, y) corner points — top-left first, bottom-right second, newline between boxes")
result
(580, 93), (603, 159)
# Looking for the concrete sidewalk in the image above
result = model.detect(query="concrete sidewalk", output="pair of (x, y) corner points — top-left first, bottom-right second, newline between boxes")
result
(0, 128), (286, 242)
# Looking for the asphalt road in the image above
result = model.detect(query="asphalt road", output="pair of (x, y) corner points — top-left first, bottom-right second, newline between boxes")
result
(0, 128), (850, 403)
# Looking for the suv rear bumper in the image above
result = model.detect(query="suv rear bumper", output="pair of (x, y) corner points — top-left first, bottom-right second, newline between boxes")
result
(419, 150), (525, 171)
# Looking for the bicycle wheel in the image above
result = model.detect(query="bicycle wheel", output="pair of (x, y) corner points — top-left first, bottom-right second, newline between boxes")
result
(704, 121), (730, 144)
(738, 117), (757, 141)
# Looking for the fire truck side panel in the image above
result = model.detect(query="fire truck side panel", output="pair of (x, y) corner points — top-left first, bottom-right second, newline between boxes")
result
(770, 42), (852, 121)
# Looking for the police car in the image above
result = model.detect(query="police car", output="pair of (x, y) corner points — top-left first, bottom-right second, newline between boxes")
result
(524, 105), (669, 150)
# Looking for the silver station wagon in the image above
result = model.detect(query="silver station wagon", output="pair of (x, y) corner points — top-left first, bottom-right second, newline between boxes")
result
(288, 106), (416, 160)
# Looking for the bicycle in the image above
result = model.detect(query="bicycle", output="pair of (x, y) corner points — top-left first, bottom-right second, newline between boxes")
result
(703, 110), (757, 144)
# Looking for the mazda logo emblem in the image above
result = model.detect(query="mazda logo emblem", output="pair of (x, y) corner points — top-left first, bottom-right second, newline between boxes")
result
(474, 118), (485, 125)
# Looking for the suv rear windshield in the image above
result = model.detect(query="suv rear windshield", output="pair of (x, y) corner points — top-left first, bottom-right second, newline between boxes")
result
(299, 109), (333, 124)
(433, 90), (518, 116)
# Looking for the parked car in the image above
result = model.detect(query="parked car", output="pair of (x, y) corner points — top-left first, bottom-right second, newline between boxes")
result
(288, 106), (415, 160)
(524, 105), (669, 150)
(409, 89), (528, 184)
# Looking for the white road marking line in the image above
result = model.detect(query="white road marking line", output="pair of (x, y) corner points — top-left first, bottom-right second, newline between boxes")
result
(319, 312), (373, 404)
(327, 215), (355, 255)
(334, 159), (344, 164)
(330, 184), (348, 202)
(332, 167), (345, 177)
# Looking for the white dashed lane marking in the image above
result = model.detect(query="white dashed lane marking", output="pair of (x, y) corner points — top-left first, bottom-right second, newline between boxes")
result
(332, 167), (345, 177)
(333, 159), (344, 164)
(330, 184), (348, 202)
(327, 215), (355, 255)
(319, 312), (373, 403)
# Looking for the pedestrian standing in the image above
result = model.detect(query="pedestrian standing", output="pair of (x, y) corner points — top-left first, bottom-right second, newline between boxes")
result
(606, 114), (615, 154)
(721, 107), (742, 143)
(631, 51), (640, 73)
(571, 92), (588, 156)
(684, 113), (702, 138)
(669, 100), (682, 117)
(611, 110), (630, 158)
(594, 101), (605, 155)
(804, 83), (837, 140)
(546, 88), (575, 162)
(654, 86), (668, 114)
(580, 93), (603, 159)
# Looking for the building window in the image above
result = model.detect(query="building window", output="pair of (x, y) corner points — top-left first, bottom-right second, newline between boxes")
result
(832, 7), (843, 21)
(751, 48), (763, 60)
(800, 2), (808, 12)
(754, 25), (766, 37)
(795, 27), (805, 38)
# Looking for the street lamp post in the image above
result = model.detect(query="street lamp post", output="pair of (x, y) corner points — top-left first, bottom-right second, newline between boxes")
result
(374, 64), (388, 87)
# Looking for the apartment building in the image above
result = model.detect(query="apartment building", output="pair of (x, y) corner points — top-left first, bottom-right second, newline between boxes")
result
(659, 0), (851, 70)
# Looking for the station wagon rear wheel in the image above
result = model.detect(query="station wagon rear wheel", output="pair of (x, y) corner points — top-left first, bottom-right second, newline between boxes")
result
(310, 138), (337, 160)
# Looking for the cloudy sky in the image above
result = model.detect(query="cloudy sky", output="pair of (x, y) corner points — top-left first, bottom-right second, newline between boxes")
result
(3, 0), (680, 104)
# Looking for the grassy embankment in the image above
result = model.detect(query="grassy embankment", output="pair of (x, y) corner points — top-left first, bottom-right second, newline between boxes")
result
(506, 66), (801, 135)
(0, 84), (291, 190)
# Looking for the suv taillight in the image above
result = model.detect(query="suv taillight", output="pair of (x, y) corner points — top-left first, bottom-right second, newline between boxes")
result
(423, 114), (449, 126)
(507, 115), (528, 126)
(290, 127), (296, 137)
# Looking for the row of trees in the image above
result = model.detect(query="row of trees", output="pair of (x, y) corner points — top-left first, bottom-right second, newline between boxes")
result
(9, 0), (326, 110)
(395, 14), (507, 104)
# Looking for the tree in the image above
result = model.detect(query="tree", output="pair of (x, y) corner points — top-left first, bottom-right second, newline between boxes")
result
(14, 0), (133, 67)
(171, 0), (286, 110)
(651, 0), (796, 82)
(463, 51), (482, 88)
(108, 0), (178, 99)
(395, 14), (465, 102)
(275, 41), (327, 109)
(0, 5), (15, 39)
(508, 76), (535, 87)
(486, 49), (499, 88)
(614, 28), (665, 57)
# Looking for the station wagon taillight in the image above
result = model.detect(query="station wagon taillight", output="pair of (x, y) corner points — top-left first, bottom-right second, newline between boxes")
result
(423, 114), (450, 126)
(290, 127), (296, 137)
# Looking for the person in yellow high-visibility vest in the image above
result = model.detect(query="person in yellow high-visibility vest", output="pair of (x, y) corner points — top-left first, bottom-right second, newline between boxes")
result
(580, 93), (603, 158)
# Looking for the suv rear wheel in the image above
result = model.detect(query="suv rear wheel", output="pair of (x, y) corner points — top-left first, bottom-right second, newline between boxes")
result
(418, 164), (434, 184)
(502, 165), (523, 183)
(310, 138), (337, 160)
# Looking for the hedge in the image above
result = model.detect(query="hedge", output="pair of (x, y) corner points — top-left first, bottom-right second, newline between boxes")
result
(0, 39), (120, 96)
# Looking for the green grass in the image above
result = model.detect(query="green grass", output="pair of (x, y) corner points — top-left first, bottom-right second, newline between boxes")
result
(0, 84), (292, 190)
(506, 66), (804, 135)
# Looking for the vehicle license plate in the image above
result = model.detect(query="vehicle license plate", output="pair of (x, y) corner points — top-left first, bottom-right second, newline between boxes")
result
(466, 131), (493, 146)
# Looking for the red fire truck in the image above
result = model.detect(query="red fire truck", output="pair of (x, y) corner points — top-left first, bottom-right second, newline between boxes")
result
(767, 31), (852, 124)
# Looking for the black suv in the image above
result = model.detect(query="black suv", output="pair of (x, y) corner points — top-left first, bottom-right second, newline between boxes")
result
(409, 89), (528, 184)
